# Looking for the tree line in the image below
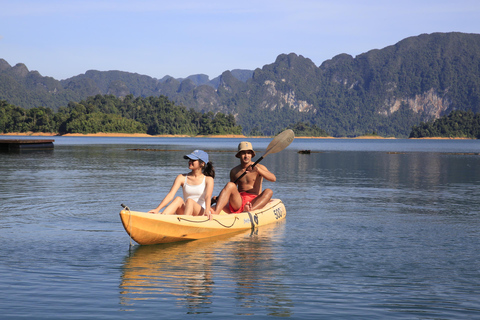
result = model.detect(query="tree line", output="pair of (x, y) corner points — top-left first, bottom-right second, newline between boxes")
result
(0, 94), (329, 137)
(0, 95), (242, 135)
(3, 93), (479, 138)
(409, 110), (480, 138)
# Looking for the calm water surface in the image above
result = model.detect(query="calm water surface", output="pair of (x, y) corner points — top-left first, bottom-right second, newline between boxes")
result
(1, 136), (480, 319)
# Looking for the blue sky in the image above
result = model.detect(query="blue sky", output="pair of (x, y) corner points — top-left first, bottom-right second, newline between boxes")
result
(1, 0), (479, 80)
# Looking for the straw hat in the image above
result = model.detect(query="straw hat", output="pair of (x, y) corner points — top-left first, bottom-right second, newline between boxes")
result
(235, 141), (255, 158)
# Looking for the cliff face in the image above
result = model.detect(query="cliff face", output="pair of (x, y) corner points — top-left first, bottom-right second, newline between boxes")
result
(381, 89), (450, 118)
(257, 80), (314, 112)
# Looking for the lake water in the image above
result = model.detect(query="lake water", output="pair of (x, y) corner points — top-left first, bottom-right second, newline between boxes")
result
(1, 136), (479, 319)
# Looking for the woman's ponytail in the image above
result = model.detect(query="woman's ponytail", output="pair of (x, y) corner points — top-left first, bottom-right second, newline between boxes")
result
(202, 161), (215, 178)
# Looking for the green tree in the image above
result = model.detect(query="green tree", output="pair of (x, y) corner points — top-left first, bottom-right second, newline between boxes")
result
(410, 110), (480, 138)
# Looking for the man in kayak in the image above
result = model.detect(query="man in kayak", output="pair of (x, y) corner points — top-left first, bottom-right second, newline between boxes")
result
(213, 141), (276, 214)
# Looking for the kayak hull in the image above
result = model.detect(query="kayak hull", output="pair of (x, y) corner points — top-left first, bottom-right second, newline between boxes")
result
(119, 199), (286, 245)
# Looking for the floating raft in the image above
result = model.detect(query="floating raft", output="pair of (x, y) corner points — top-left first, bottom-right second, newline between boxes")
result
(298, 150), (311, 154)
(0, 139), (55, 150)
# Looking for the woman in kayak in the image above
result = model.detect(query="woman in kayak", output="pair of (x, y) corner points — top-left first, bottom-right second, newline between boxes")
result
(148, 150), (215, 217)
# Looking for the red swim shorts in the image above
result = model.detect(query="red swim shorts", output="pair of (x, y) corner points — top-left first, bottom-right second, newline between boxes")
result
(229, 192), (258, 213)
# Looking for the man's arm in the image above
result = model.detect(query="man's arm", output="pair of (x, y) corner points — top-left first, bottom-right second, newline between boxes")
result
(252, 164), (276, 182)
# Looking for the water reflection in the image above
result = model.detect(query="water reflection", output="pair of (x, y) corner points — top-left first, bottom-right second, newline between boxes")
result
(119, 221), (292, 316)
(119, 238), (218, 313)
(278, 151), (480, 189)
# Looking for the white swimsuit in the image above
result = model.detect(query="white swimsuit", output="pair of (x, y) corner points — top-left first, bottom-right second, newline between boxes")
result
(182, 175), (206, 208)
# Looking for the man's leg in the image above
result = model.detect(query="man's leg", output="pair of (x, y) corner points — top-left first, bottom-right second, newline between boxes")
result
(249, 188), (273, 211)
(213, 182), (242, 214)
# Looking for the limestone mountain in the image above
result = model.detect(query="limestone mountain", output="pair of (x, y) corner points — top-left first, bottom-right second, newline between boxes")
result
(1, 32), (480, 137)
(236, 32), (480, 136)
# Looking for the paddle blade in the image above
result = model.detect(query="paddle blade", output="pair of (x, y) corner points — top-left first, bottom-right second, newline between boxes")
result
(264, 129), (295, 157)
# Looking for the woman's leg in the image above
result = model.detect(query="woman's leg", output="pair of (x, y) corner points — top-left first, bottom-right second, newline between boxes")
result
(184, 198), (205, 216)
(163, 196), (185, 215)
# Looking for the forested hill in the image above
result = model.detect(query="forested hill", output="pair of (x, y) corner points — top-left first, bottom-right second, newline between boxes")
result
(410, 110), (480, 139)
(1, 32), (480, 137)
(246, 32), (480, 137)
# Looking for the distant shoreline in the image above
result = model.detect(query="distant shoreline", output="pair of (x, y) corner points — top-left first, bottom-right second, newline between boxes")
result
(0, 132), (474, 139)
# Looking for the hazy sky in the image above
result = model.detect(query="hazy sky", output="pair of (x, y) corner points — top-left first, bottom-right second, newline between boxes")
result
(1, 0), (479, 80)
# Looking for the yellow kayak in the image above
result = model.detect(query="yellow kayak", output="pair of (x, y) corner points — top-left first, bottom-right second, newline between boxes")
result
(119, 199), (286, 245)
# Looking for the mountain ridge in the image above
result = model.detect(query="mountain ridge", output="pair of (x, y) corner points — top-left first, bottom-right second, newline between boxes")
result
(1, 32), (480, 137)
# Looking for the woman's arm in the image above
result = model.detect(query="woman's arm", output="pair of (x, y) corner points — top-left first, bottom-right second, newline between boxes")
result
(148, 174), (184, 214)
(204, 176), (214, 218)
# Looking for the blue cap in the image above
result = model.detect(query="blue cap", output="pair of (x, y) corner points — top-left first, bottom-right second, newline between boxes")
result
(184, 150), (209, 163)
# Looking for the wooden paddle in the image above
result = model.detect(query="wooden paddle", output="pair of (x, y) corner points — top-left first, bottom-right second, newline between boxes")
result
(212, 129), (295, 204)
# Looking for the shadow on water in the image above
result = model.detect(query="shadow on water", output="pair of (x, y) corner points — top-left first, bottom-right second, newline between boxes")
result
(119, 221), (292, 316)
